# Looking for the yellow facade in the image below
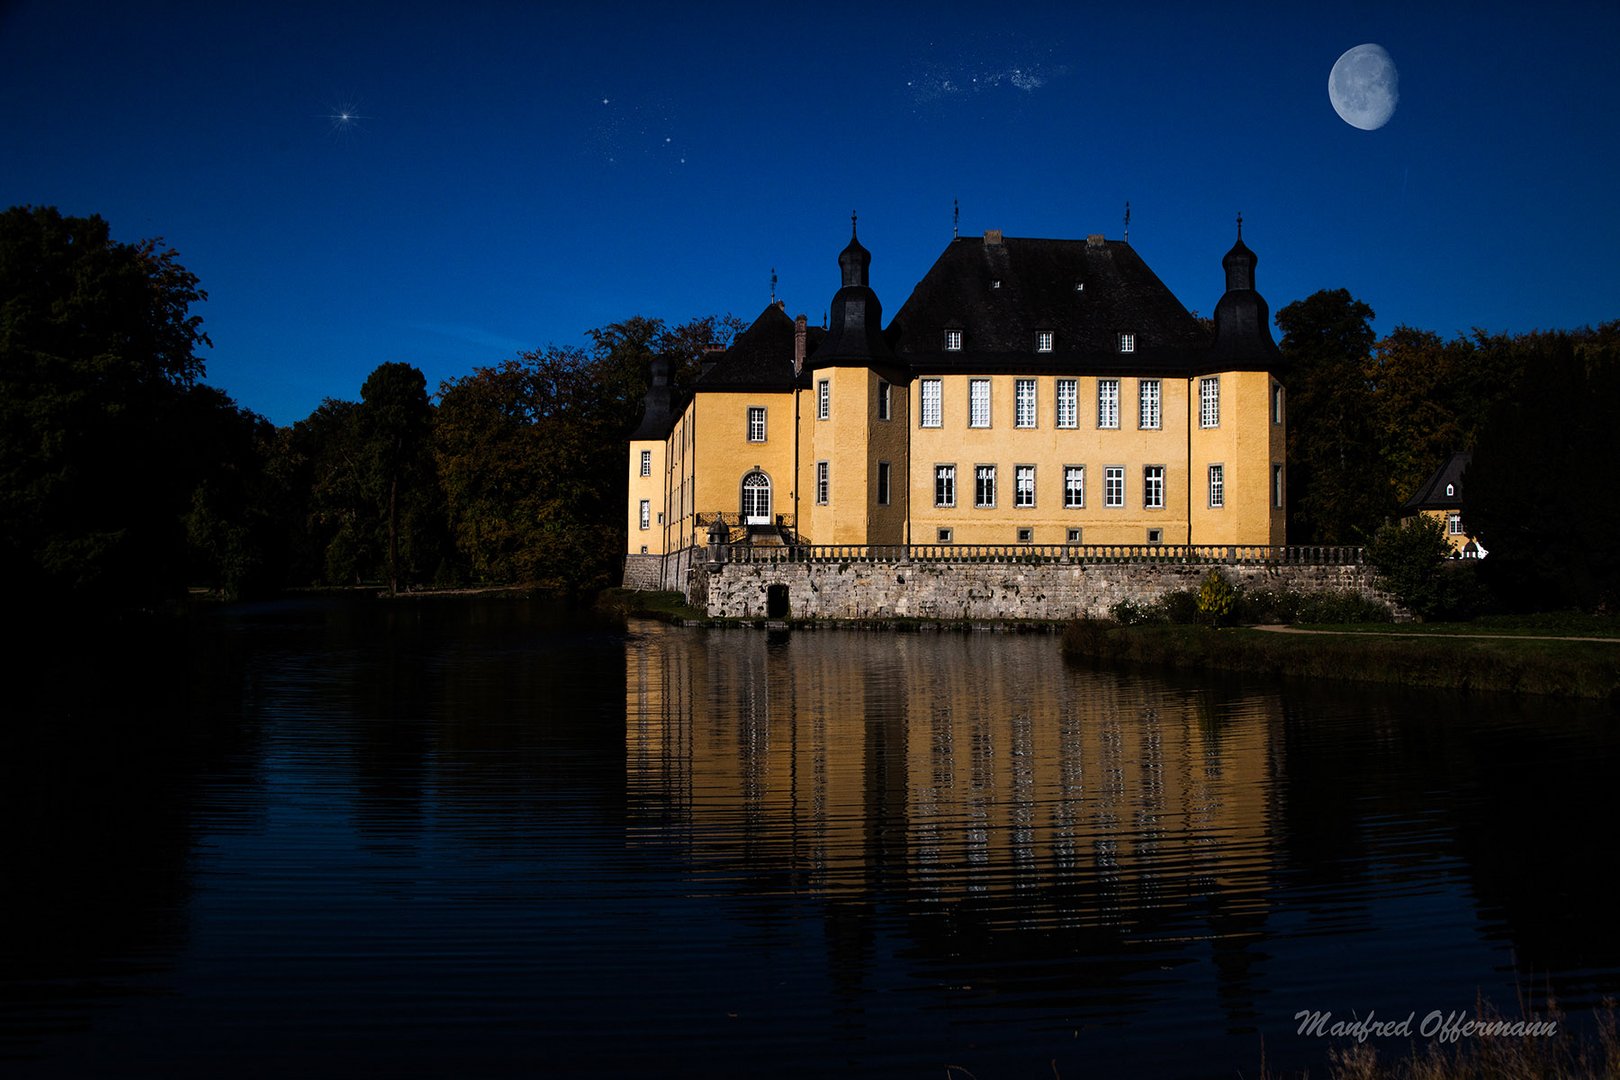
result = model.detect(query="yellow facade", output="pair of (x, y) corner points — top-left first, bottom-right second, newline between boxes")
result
(1417, 508), (1475, 555)
(904, 371), (1283, 547)
(625, 226), (1289, 564)
(627, 437), (667, 555)
(799, 368), (909, 545)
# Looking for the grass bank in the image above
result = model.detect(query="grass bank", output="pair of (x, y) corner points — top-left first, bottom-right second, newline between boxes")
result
(595, 588), (706, 623)
(1061, 621), (1620, 700)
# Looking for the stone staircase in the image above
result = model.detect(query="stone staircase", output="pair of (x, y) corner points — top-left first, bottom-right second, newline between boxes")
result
(745, 524), (792, 547)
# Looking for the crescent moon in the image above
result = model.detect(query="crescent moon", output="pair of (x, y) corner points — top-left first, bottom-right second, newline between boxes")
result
(1329, 44), (1399, 131)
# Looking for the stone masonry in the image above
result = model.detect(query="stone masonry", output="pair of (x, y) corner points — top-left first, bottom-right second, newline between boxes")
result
(697, 558), (1386, 621)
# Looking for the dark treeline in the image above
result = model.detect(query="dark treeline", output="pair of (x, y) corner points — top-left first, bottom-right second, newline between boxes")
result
(3, 206), (1615, 614)
(1, 205), (739, 612)
(1278, 289), (1620, 611)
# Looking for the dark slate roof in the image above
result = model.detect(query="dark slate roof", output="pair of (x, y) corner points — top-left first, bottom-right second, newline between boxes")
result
(886, 234), (1212, 375)
(693, 302), (824, 393)
(1204, 233), (1283, 373)
(629, 353), (676, 440)
(806, 223), (899, 376)
(1402, 451), (1471, 512)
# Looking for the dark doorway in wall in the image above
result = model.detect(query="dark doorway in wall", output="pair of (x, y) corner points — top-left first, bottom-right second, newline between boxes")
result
(766, 584), (789, 619)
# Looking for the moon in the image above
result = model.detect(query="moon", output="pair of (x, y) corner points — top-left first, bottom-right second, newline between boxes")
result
(1329, 44), (1399, 130)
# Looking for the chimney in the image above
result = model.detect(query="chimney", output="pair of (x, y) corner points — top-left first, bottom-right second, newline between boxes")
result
(794, 314), (807, 375)
(983, 229), (1003, 246)
(1086, 234), (1106, 247)
(701, 342), (725, 377)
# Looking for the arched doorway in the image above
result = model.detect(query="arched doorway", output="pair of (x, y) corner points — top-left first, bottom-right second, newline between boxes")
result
(741, 471), (771, 525)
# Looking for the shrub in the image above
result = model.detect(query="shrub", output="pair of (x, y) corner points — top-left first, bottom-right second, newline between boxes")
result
(1109, 598), (1157, 625)
(1060, 616), (1116, 657)
(1156, 588), (1200, 625)
(1233, 585), (1303, 625)
(1294, 590), (1394, 624)
(1367, 515), (1453, 619)
(1196, 570), (1237, 627)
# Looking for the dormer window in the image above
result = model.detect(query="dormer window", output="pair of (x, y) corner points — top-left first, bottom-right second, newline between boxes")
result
(1445, 483), (1455, 497)
(1074, 281), (1085, 292)
(1119, 333), (1136, 353)
(990, 279), (1002, 289)
(945, 329), (963, 351)
(1035, 330), (1054, 353)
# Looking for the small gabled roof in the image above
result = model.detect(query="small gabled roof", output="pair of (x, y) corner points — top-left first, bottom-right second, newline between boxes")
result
(1403, 451), (1471, 512)
(694, 302), (823, 393)
(886, 234), (1211, 375)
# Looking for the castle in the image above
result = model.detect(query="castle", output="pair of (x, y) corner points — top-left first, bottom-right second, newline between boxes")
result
(625, 218), (1288, 593)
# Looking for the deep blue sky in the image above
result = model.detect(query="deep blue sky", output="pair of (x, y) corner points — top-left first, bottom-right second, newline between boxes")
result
(4, 2), (1617, 425)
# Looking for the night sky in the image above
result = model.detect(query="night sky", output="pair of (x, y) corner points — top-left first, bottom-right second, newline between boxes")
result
(4, 2), (1616, 425)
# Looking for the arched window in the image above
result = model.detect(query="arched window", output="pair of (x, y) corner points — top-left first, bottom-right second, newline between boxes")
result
(741, 471), (771, 524)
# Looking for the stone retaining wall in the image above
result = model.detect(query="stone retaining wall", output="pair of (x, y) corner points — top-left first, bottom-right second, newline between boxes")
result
(621, 546), (699, 593)
(698, 559), (1388, 621)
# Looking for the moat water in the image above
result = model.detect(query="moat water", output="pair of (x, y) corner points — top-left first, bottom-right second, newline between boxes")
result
(2, 597), (1616, 1078)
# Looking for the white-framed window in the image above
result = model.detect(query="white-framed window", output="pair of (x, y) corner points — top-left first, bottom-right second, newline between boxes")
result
(974, 465), (996, 508)
(1200, 377), (1220, 428)
(818, 380), (830, 420)
(1448, 512), (1463, 535)
(969, 378), (991, 427)
(1056, 379), (1078, 428)
(935, 464), (956, 508)
(1119, 333), (1136, 353)
(1064, 465), (1085, 508)
(945, 329), (963, 351)
(639, 500), (650, 530)
(1208, 464), (1225, 508)
(937, 527), (953, 544)
(1017, 527), (1034, 544)
(1272, 382), (1285, 424)
(639, 450), (651, 477)
(1066, 527), (1083, 544)
(1097, 379), (1120, 429)
(1036, 330), (1054, 353)
(1144, 465), (1165, 509)
(1273, 463), (1284, 508)
(1445, 483), (1455, 497)
(747, 406), (766, 442)
(816, 461), (829, 504)
(1015, 465), (1036, 508)
(877, 380), (892, 421)
(877, 461), (891, 506)
(1104, 466), (1124, 508)
(920, 378), (942, 428)
(1139, 379), (1161, 429)
(1015, 379), (1037, 428)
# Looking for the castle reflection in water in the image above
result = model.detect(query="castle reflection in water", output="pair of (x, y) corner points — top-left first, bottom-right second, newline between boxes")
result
(625, 621), (1279, 949)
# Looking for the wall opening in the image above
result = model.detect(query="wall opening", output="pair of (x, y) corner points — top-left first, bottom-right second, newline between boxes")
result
(766, 583), (789, 619)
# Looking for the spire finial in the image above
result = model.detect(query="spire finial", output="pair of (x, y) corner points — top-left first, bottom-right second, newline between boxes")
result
(953, 198), (959, 239)
(1124, 200), (1131, 243)
(770, 266), (777, 304)
(1236, 211), (1243, 239)
(851, 210), (858, 238)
